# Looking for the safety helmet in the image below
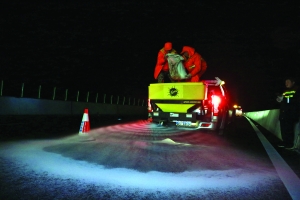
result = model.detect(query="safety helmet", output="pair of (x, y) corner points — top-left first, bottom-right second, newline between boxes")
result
(164, 42), (172, 51)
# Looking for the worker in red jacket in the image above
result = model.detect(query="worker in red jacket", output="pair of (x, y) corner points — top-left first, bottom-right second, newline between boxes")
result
(181, 46), (207, 82)
(154, 42), (177, 83)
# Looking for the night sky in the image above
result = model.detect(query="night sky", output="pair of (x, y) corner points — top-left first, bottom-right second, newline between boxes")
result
(1, 1), (299, 111)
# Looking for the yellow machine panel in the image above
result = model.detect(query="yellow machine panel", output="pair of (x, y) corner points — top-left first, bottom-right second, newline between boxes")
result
(156, 103), (195, 113)
(149, 82), (206, 100)
(148, 82), (206, 113)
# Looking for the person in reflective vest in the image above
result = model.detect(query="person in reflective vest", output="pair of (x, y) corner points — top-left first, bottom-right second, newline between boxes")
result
(180, 46), (207, 82)
(276, 77), (300, 149)
(154, 42), (177, 83)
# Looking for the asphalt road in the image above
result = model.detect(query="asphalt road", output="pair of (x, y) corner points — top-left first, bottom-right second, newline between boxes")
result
(0, 116), (300, 199)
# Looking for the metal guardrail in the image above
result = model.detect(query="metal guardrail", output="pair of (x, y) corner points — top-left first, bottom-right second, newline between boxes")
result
(0, 80), (146, 106)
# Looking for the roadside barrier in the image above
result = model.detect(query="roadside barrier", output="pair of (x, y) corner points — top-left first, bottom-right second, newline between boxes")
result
(0, 80), (146, 106)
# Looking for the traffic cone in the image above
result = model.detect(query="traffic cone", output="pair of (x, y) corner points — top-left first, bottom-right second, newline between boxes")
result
(79, 108), (90, 135)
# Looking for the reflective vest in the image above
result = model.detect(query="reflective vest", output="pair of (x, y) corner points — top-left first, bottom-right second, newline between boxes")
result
(283, 90), (296, 103)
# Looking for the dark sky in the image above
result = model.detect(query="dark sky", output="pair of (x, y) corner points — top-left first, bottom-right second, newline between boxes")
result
(1, 1), (300, 111)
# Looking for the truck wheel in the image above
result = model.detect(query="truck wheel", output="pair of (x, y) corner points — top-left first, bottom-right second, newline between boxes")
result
(217, 110), (228, 135)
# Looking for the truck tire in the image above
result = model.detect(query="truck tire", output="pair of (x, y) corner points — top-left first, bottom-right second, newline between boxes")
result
(217, 110), (228, 135)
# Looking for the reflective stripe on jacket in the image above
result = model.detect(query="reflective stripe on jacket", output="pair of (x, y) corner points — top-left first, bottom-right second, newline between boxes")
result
(279, 87), (300, 121)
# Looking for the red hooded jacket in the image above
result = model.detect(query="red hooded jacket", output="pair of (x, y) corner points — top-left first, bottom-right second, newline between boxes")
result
(154, 48), (176, 79)
(181, 46), (207, 82)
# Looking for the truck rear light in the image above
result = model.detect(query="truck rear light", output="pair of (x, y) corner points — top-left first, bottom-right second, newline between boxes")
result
(212, 95), (221, 106)
(211, 95), (221, 116)
(148, 99), (152, 112)
(170, 113), (179, 117)
(186, 114), (192, 118)
(200, 123), (211, 127)
(153, 112), (159, 116)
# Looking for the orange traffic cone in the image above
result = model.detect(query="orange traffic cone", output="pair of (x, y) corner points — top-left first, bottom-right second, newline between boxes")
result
(79, 108), (90, 135)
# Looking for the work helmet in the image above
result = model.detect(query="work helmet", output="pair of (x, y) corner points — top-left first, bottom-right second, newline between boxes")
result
(164, 42), (172, 51)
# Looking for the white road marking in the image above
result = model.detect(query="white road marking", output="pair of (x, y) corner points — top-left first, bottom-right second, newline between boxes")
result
(246, 117), (300, 200)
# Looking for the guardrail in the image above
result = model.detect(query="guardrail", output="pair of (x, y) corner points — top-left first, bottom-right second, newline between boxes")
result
(0, 80), (146, 106)
(245, 110), (300, 151)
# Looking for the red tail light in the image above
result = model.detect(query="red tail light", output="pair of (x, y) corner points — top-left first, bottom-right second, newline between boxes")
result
(211, 95), (221, 116)
(212, 95), (221, 106)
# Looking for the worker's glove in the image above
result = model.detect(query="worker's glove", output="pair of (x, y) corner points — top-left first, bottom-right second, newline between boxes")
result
(276, 95), (283, 102)
(185, 74), (192, 79)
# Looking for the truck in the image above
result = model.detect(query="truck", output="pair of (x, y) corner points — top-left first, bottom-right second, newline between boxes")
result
(148, 77), (234, 134)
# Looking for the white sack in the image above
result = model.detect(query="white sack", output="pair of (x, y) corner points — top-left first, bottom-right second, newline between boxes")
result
(167, 53), (187, 80)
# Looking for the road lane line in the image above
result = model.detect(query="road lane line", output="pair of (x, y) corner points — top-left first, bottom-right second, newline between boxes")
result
(246, 117), (300, 200)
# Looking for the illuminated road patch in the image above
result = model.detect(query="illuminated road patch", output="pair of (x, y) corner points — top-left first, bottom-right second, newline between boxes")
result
(0, 120), (291, 199)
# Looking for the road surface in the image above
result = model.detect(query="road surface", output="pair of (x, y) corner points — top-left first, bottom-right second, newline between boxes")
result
(0, 116), (300, 199)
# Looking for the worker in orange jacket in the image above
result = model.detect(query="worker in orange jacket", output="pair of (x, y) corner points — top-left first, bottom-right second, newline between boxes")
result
(154, 42), (177, 83)
(181, 46), (207, 82)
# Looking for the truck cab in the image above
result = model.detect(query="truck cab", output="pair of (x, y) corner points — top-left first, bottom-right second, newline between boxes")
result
(148, 77), (234, 134)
